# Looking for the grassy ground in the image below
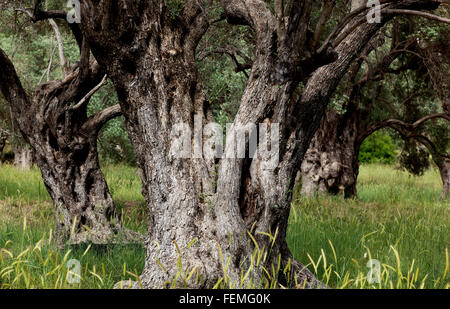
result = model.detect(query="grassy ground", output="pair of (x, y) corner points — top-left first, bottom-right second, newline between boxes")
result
(0, 163), (448, 288)
(288, 165), (448, 288)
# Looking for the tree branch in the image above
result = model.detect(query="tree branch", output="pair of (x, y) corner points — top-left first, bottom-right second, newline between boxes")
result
(382, 8), (450, 24)
(0, 48), (31, 139)
(199, 46), (253, 77)
(81, 104), (122, 135)
(311, 0), (335, 50)
(71, 74), (108, 111)
(358, 113), (450, 147)
(17, 0), (84, 49)
(48, 19), (70, 77)
(221, 0), (275, 34)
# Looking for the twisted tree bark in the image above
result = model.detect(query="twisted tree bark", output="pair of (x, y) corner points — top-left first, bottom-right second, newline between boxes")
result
(0, 129), (7, 159)
(300, 109), (361, 198)
(74, 0), (443, 288)
(0, 45), (138, 244)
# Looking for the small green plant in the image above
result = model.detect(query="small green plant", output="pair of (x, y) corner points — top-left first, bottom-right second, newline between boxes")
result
(359, 131), (397, 164)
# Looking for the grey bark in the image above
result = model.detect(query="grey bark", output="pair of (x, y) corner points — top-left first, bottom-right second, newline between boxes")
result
(438, 158), (449, 200)
(351, 0), (366, 12)
(300, 110), (360, 198)
(76, 0), (442, 288)
(0, 47), (139, 245)
(13, 146), (34, 169)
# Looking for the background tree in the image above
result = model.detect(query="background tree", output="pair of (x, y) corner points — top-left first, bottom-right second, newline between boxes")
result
(0, 2), (141, 244)
(300, 15), (450, 199)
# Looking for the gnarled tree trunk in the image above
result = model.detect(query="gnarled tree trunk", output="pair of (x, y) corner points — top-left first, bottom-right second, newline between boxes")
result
(300, 109), (361, 198)
(0, 47), (138, 244)
(77, 0), (441, 288)
(438, 158), (449, 200)
(0, 129), (6, 159)
(13, 146), (34, 169)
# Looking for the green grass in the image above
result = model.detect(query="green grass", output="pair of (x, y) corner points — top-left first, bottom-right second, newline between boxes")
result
(0, 164), (147, 288)
(288, 164), (449, 288)
(0, 163), (448, 288)
(0, 164), (144, 204)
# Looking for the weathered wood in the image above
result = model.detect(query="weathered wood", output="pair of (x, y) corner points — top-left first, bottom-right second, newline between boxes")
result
(76, 0), (443, 288)
(0, 47), (138, 244)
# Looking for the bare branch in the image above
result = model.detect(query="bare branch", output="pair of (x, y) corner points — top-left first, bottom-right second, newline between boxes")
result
(81, 104), (122, 135)
(199, 46), (253, 77)
(311, 0), (335, 50)
(382, 9), (450, 24)
(16, 0), (84, 49)
(48, 19), (70, 77)
(0, 48), (31, 140)
(71, 74), (108, 111)
(38, 37), (56, 85)
(359, 113), (450, 147)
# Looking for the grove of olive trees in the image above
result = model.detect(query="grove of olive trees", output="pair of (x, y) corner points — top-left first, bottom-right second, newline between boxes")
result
(0, 0), (448, 291)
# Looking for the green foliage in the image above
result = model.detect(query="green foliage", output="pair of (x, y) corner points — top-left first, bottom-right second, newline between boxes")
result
(197, 11), (253, 126)
(359, 131), (397, 164)
(399, 141), (431, 176)
(165, 0), (184, 20)
(88, 83), (137, 166)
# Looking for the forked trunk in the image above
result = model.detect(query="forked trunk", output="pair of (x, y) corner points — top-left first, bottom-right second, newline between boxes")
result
(0, 49), (137, 244)
(79, 0), (440, 289)
(30, 124), (124, 244)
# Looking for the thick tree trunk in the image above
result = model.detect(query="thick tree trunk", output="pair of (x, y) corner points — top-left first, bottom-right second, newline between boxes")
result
(29, 117), (127, 244)
(300, 110), (360, 198)
(79, 0), (441, 289)
(436, 158), (449, 200)
(13, 146), (34, 169)
(0, 49), (137, 244)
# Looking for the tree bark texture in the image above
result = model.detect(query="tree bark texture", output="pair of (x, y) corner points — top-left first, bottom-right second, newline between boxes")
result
(78, 0), (442, 288)
(0, 129), (7, 159)
(300, 109), (362, 198)
(0, 48), (137, 244)
(438, 158), (450, 199)
(13, 146), (34, 169)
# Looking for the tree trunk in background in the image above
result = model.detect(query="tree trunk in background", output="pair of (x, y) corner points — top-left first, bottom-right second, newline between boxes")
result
(301, 109), (361, 198)
(438, 159), (449, 199)
(28, 103), (126, 244)
(13, 146), (34, 169)
(0, 131), (6, 159)
(0, 49), (138, 245)
(299, 0), (373, 199)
